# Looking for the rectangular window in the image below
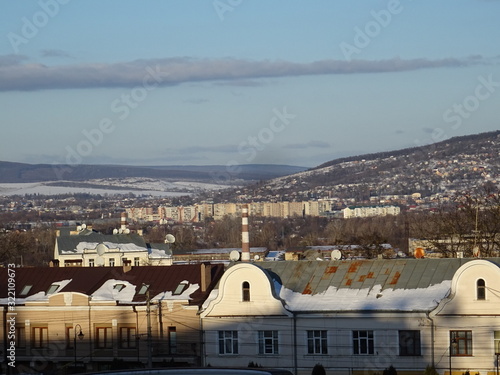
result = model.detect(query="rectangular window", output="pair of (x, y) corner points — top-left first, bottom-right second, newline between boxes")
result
(32, 327), (48, 348)
(399, 330), (421, 356)
(109, 258), (115, 267)
(96, 327), (113, 349)
(89, 259), (95, 267)
(450, 330), (472, 356)
(353, 330), (374, 355)
(307, 330), (328, 355)
(218, 331), (238, 355)
(134, 257), (140, 266)
(16, 326), (26, 348)
(258, 331), (279, 355)
(495, 331), (500, 354)
(119, 327), (136, 349)
(168, 326), (177, 354)
(66, 326), (74, 349)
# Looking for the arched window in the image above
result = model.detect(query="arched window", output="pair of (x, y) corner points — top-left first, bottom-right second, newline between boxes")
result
(477, 279), (486, 300)
(242, 281), (250, 302)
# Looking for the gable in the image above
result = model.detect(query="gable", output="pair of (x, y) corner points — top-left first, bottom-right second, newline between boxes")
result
(432, 259), (500, 316)
(201, 263), (291, 318)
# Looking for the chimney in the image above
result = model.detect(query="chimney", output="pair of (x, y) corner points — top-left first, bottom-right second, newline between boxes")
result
(120, 212), (128, 231)
(123, 261), (132, 273)
(241, 204), (250, 262)
(200, 262), (212, 292)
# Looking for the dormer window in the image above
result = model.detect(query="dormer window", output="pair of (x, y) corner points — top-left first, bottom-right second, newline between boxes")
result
(20, 285), (32, 296)
(46, 284), (60, 295)
(113, 284), (126, 292)
(138, 284), (149, 295)
(173, 281), (189, 295)
(242, 281), (250, 302)
(477, 279), (486, 300)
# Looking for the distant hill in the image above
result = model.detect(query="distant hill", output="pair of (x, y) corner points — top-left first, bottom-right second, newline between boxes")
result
(0, 161), (307, 184)
(225, 130), (500, 201)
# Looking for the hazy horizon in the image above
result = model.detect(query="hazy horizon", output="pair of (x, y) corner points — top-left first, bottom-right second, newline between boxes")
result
(1, 1), (500, 168)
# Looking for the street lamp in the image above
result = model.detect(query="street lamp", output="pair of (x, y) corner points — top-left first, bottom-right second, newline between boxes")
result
(449, 335), (458, 375)
(74, 324), (84, 371)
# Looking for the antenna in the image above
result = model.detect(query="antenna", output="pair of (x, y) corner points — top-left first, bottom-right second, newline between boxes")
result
(113, 228), (118, 235)
(125, 228), (130, 234)
(96, 256), (105, 267)
(229, 250), (241, 262)
(96, 243), (107, 256)
(165, 234), (176, 244)
(331, 249), (342, 261)
(81, 223), (87, 230)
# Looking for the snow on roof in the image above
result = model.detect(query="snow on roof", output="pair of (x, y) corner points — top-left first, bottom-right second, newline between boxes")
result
(91, 279), (137, 302)
(152, 283), (200, 301)
(279, 281), (451, 312)
(73, 241), (147, 253)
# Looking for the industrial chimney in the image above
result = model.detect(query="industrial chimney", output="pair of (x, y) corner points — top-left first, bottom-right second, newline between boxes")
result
(120, 212), (128, 231)
(241, 204), (250, 262)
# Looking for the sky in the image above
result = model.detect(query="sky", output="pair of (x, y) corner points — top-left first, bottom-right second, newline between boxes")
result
(1, 0), (499, 169)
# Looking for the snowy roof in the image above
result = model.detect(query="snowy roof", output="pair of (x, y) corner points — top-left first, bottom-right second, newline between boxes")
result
(57, 233), (148, 254)
(257, 258), (500, 312)
(0, 264), (224, 306)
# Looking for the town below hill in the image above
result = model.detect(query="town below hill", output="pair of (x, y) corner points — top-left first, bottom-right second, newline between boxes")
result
(210, 130), (500, 209)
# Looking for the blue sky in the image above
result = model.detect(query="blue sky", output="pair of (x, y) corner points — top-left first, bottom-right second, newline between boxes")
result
(1, 0), (499, 168)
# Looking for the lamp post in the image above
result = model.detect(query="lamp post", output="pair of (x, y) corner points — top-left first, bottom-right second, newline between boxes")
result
(449, 336), (457, 375)
(74, 324), (84, 371)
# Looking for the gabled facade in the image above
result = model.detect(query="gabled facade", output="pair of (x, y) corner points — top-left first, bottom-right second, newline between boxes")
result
(200, 258), (500, 375)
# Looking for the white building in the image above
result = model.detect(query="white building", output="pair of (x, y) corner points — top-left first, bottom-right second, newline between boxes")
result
(200, 258), (500, 375)
(343, 205), (401, 218)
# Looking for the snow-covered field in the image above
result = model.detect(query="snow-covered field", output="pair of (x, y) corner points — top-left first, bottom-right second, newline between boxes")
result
(0, 178), (237, 197)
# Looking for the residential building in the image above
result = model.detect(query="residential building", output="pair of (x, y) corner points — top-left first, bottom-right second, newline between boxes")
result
(0, 263), (224, 373)
(200, 258), (500, 375)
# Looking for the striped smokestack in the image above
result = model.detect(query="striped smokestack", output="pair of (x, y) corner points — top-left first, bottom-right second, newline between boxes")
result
(241, 204), (250, 262)
(120, 212), (128, 231)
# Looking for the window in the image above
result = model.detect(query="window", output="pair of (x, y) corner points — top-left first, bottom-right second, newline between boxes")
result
(66, 326), (74, 349)
(494, 331), (500, 354)
(258, 331), (279, 355)
(353, 330), (374, 355)
(174, 281), (188, 295)
(477, 279), (486, 300)
(114, 284), (126, 292)
(242, 281), (250, 302)
(307, 330), (328, 355)
(32, 327), (48, 348)
(168, 326), (177, 354)
(20, 285), (32, 296)
(46, 284), (59, 295)
(399, 330), (421, 356)
(134, 257), (140, 266)
(138, 284), (149, 295)
(88, 258), (94, 267)
(119, 327), (136, 349)
(109, 258), (115, 267)
(16, 326), (26, 348)
(218, 331), (238, 355)
(96, 327), (113, 349)
(450, 330), (472, 356)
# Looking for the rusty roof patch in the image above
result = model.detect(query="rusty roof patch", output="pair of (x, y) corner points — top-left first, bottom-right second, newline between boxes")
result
(367, 272), (374, 278)
(358, 275), (366, 282)
(348, 261), (362, 273)
(303, 282), (313, 295)
(326, 266), (338, 274)
(389, 271), (401, 285)
(345, 278), (352, 286)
